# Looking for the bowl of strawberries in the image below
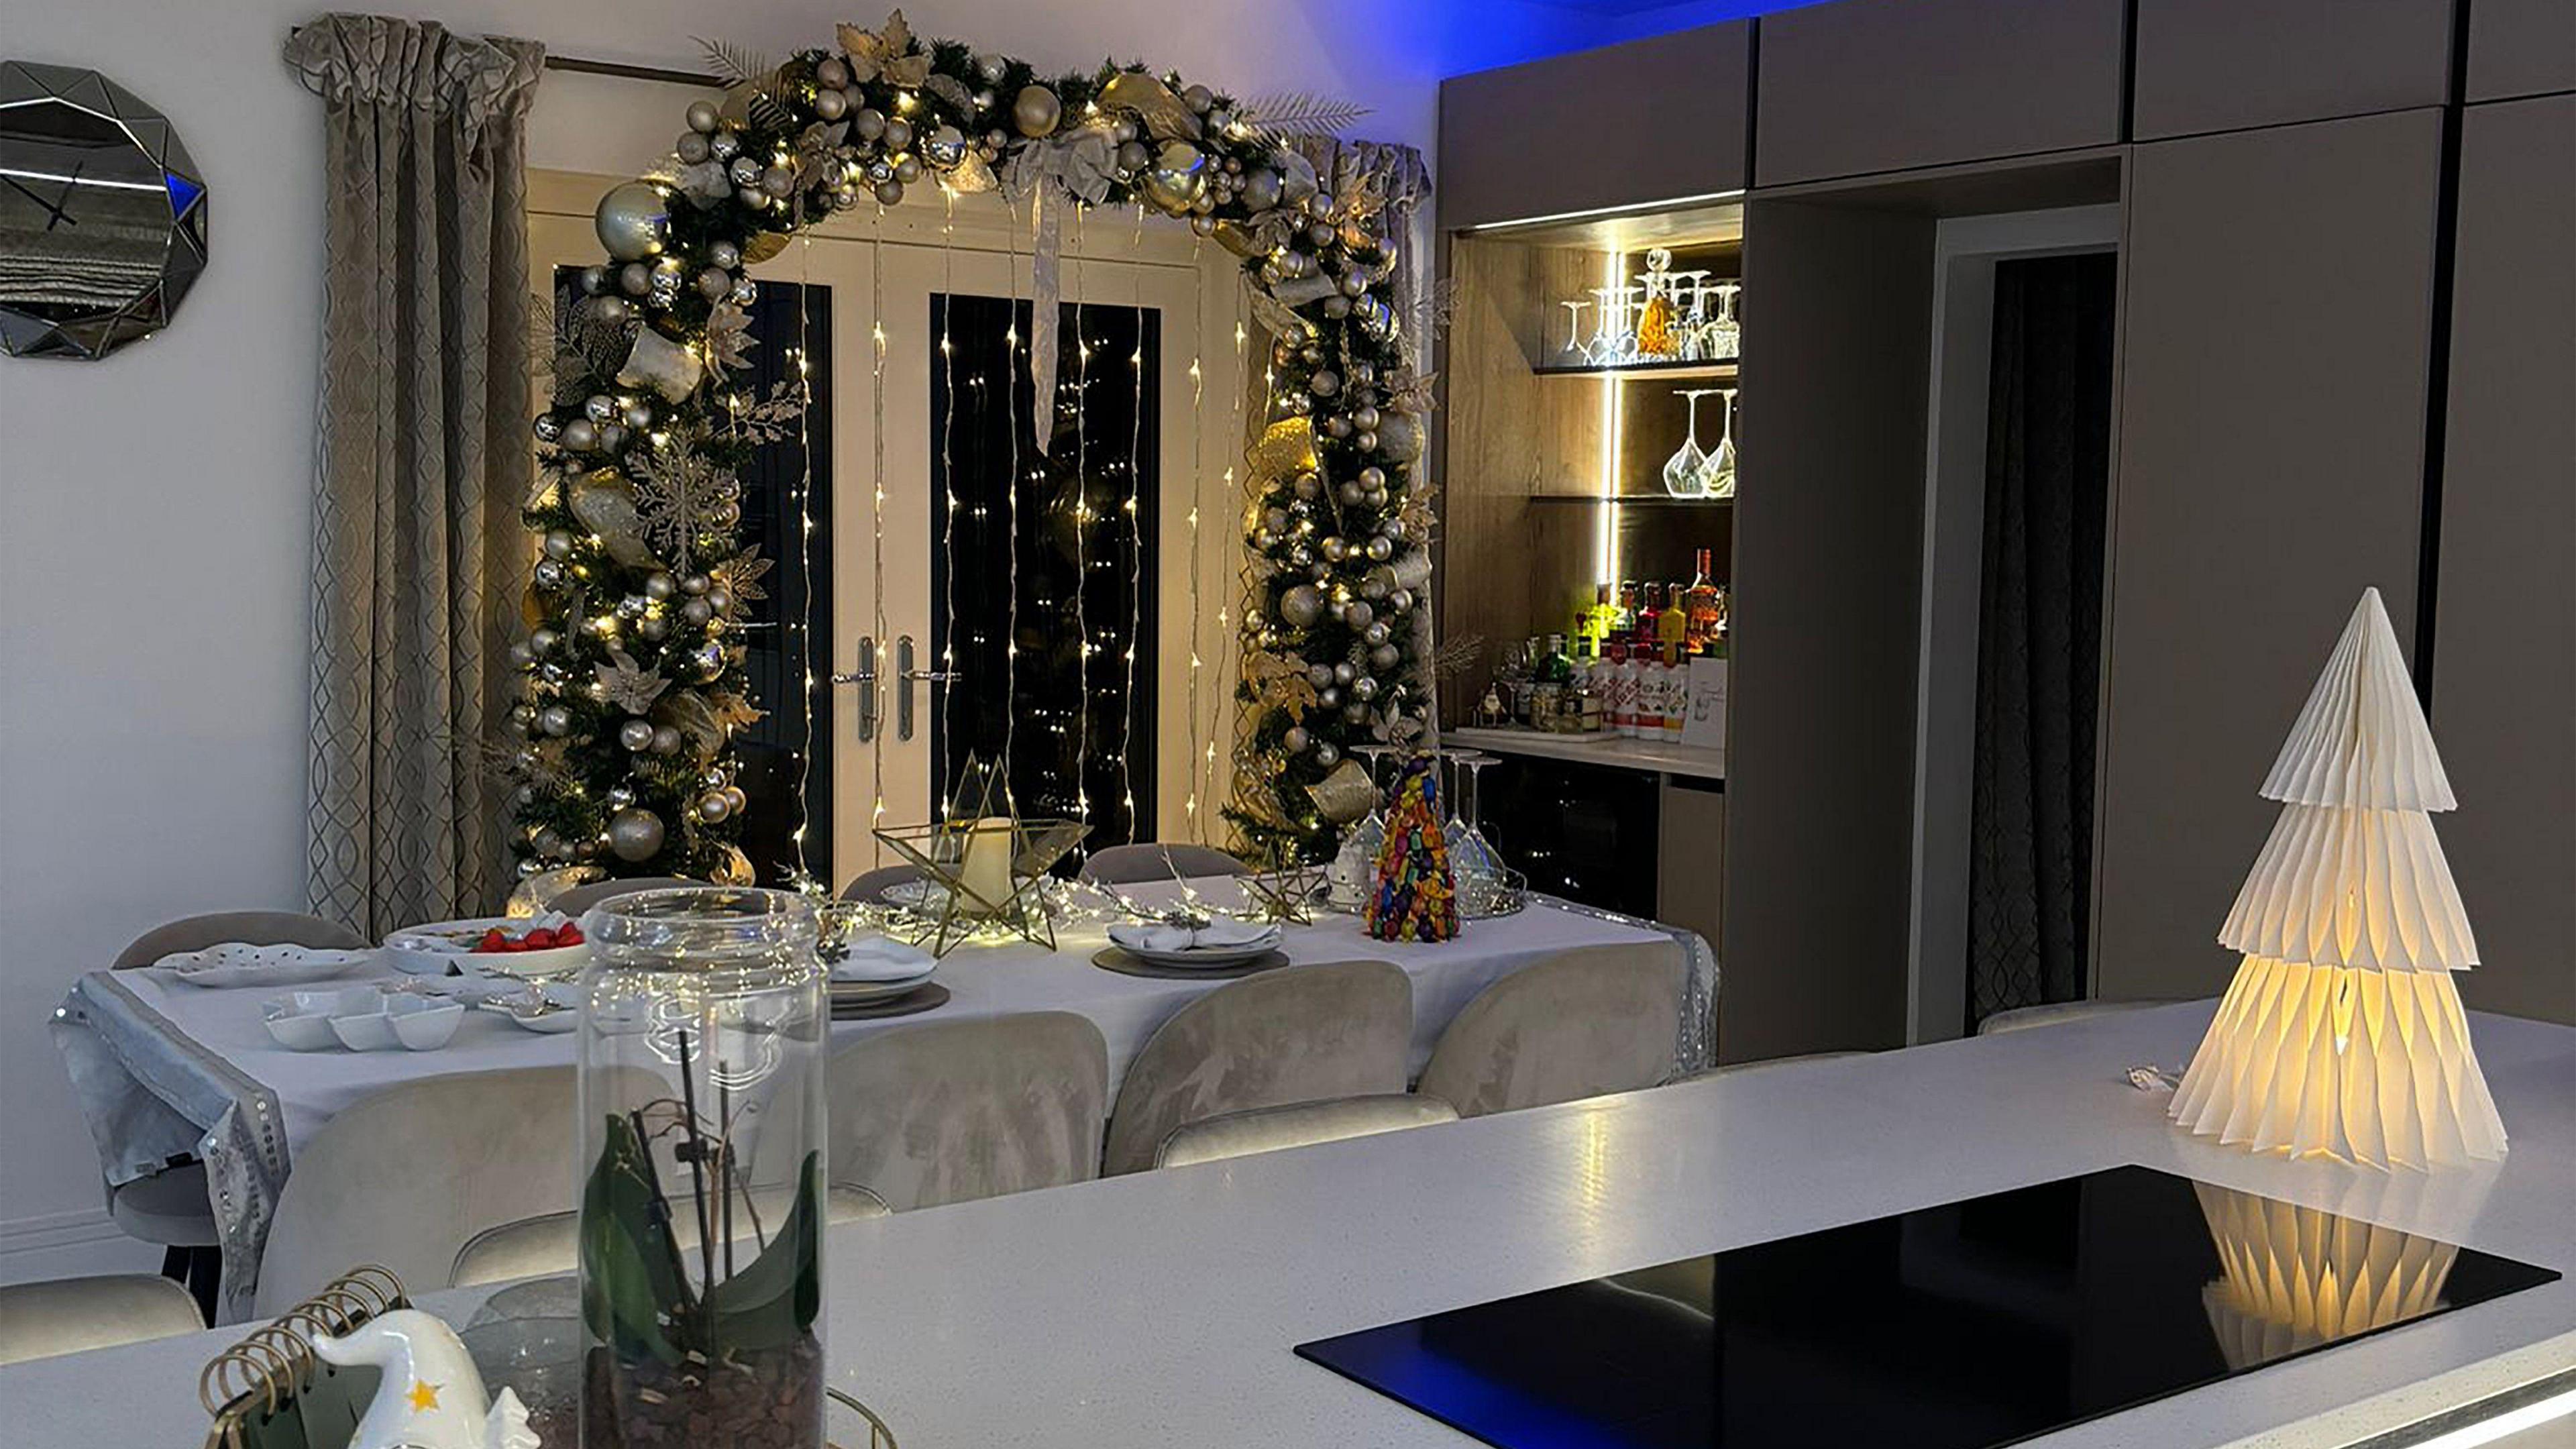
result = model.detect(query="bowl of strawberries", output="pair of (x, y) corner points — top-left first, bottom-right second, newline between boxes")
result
(384, 914), (592, 980)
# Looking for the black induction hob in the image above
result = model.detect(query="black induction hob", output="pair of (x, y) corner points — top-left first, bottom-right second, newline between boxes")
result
(1293, 1165), (2557, 1449)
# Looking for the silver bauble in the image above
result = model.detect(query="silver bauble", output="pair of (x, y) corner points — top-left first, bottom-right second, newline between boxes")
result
(607, 808), (666, 862)
(999, 86), (1051, 136)
(1370, 643), (1401, 671)
(621, 400), (653, 431)
(1337, 480), (1367, 506)
(649, 725), (683, 755)
(875, 178), (906, 206)
(1115, 139), (1150, 174)
(924, 125), (967, 168)
(1313, 741), (1340, 767)
(1387, 588), (1415, 614)
(1363, 621), (1392, 647)
(543, 529), (575, 559)
(704, 587), (733, 616)
(1357, 466), (1386, 490)
(1292, 472), (1321, 501)
(1182, 83), (1214, 113)
(619, 262), (651, 294)
(729, 156), (763, 187)
(685, 99), (720, 133)
(681, 573), (711, 594)
(1352, 676), (1379, 701)
(637, 615), (669, 641)
(698, 268), (732, 300)
(731, 276), (758, 305)
(644, 571), (677, 600)
(1324, 415), (1353, 439)
(1309, 370), (1340, 398)
(696, 792), (733, 824)
(761, 165), (796, 198)
(816, 56), (850, 88)
(1278, 584), (1325, 628)
(1341, 600), (1375, 631)
(884, 118), (914, 152)
(559, 419), (598, 451)
(1236, 169), (1286, 216)
(975, 52), (1008, 83)
(708, 240), (741, 270)
(1361, 566), (1393, 600)
(530, 627), (560, 655)
(584, 394), (618, 423)
(591, 295), (633, 326)
(1332, 661), (1357, 685)
(606, 786), (636, 810)
(722, 785), (747, 813)
(594, 181), (669, 261)
(533, 415), (563, 443)
(676, 131), (710, 164)
(1141, 142), (1208, 212)
(578, 265), (610, 295)
(1356, 430), (1379, 453)
(533, 560), (566, 590)
(894, 155), (923, 184)
(532, 827), (565, 858)
(1365, 536), (1395, 562)
(1318, 686), (1340, 708)
(1320, 537), (1347, 564)
(690, 643), (727, 680)
(1306, 663), (1336, 689)
(595, 423), (629, 453)
(507, 641), (535, 669)
(812, 87), (849, 121)
(537, 706), (572, 737)
(1282, 726), (1310, 755)
(620, 719), (657, 751)
(681, 597), (714, 626)
(706, 129), (740, 160)
(1322, 295), (1352, 319)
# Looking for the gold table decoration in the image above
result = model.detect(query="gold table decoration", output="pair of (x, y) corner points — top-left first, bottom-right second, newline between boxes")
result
(872, 754), (1087, 957)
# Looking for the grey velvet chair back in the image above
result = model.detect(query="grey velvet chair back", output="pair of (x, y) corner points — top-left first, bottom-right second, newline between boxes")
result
(1415, 943), (1686, 1118)
(113, 911), (368, 968)
(827, 1012), (1110, 1210)
(0, 1275), (203, 1366)
(1078, 843), (1250, 884)
(839, 864), (926, 904)
(547, 875), (704, 918)
(1104, 959), (1412, 1175)
(1154, 1093), (1457, 1170)
(255, 1067), (581, 1316)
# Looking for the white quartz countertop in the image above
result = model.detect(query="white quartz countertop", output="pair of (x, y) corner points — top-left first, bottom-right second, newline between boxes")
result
(1449, 724), (1726, 782)
(6, 1004), (2570, 1448)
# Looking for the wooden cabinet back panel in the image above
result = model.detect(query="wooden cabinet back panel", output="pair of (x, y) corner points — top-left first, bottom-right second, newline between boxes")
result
(1754, 0), (2127, 187)
(2467, 0), (2576, 101)
(1438, 25), (1750, 232)
(2132, 0), (2455, 140)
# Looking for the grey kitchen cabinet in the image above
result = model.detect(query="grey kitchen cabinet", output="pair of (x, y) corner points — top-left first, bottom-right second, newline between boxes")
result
(2092, 109), (2447, 1005)
(1656, 775), (1725, 1029)
(1436, 24), (1750, 232)
(2467, 0), (2576, 101)
(2131, 0), (2457, 139)
(1722, 197), (1933, 1061)
(2430, 95), (2576, 1026)
(1752, 0), (2125, 187)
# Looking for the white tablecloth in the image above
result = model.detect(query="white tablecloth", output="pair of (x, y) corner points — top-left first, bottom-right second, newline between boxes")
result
(54, 884), (1706, 1320)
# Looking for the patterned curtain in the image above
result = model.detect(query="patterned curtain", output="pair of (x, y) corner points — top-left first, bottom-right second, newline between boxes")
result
(286, 16), (544, 935)
(1966, 253), (2116, 1026)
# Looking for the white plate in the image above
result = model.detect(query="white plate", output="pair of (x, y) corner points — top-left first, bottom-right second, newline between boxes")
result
(829, 968), (937, 1004)
(330, 994), (464, 1051)
(1108, 922), (1283, 969)
(480, 981), (582, 1032)
(384, 916), (590, 979)
(831, 934), (938, 983)
(160, 943), (374, 989)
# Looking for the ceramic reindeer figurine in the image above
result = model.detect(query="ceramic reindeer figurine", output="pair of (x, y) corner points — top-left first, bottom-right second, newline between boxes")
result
(311, 1308), (539, 1449)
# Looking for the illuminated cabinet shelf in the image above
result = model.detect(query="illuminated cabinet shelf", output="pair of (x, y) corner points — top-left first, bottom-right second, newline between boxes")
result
(1534, 358), (1740, 380)
(1526, 494), (1737, 507)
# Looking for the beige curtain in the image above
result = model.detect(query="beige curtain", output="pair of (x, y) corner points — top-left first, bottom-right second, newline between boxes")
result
(286, 16), (544, 934)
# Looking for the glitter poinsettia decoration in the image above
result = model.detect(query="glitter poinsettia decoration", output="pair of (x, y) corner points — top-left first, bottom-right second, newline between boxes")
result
(2169, 588), (2507, 1170)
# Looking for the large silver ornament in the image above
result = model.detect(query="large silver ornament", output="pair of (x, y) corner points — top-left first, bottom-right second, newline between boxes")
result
(606, 808), (666, 862)
(594, 181), (669, 261)
(1278, 584), (1325, 628)
(1141, 142), (1208, 213)
(1012, 85), (1061, 138)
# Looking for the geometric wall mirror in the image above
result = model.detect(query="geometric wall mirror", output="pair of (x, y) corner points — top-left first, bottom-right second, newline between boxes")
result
(0, 60), (207, 360)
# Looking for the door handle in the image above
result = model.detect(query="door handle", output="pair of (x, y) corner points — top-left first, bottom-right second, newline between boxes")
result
(896, 634), (960, 741)
(831, 635), (878, 742)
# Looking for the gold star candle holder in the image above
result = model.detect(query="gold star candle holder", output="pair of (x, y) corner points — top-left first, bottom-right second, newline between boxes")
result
(870, 812), (1088, 957)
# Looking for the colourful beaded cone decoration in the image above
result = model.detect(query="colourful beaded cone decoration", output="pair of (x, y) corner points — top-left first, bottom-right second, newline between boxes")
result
(1365, 753), (1460, 943)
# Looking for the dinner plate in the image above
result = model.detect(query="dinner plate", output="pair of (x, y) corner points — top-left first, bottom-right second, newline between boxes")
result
(160, 943), (375, 989)
(1106, 922), (1284, 969)
(829, 969), (938, 1004)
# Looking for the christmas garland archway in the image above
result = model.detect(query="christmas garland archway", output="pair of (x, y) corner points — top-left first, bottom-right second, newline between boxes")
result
(513, 11), (1431, 885)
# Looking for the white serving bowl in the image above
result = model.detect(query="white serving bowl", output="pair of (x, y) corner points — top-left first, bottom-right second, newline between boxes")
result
(261, 987), (387, 1051)
(384, 916), (590, 979)
(329, 994), (464, 1051)
(164, 943), (374, 989)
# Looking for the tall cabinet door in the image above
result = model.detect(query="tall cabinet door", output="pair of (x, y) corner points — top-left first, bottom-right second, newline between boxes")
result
(2431, 95), (2576, 1025)
(2091, 109), (2446, 1002)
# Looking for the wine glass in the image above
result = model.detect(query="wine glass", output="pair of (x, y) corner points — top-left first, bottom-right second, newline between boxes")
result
(1328, 743), (1393, 908)
(1662, 389), (1713, 500)
(1710, 281), (1742, 360)
(1586, 286), (1625, 365)
(1442, 750), (1505, 914)
(1558, 300), (1591, 366)
(1671, 271), (1713, 360)
(1701, 388), (1738, 498)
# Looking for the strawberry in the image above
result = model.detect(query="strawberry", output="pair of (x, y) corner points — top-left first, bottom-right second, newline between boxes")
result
(477, 927), (508, 953)
(556, 922), (584, 947)
(523, 927), (557, 949)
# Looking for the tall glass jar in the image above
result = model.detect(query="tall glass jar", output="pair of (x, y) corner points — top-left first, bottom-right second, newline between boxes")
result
(576, 888), (826, 1449)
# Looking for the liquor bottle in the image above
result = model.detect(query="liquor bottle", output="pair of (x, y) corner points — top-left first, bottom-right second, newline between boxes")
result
(1632, 584), (1663, 651)
(1614, 580), (1639, 637)
(1684, 549), (1724, 653)
(1656, 581), (1690, 656)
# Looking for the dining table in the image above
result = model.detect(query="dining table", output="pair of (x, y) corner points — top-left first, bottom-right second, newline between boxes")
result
(49, 880), (1710, 1322)
(5, 1003), (2569, 1448)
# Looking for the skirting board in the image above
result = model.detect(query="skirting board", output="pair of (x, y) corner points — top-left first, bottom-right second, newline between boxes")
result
(0, 1207), (156, 1287)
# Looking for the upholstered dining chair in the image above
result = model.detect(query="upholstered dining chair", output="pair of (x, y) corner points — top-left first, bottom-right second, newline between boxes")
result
(547, 875), (705, 917)
(1103, 960), (1413, 1175)
(450, 1185), (890, 1289)
(107, 910), (372, 1316)
(1415, 943), (1686, 1118)
(826, 1013), (1110, 1210)
(1152, 1093), (1458, 1170)
(1978, 1000), (2179, 1035)
(839, 864), (927, 904)
(254, 1067), (584, 1317)
(0, 1275), (204, 1366)
(1078, 843), (1250, 884)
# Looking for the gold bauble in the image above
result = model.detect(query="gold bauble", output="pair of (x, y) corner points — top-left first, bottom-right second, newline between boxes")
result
(1246, 417), (1318, 484)
(1012, 85), (1061, 138)
(1140, 141), (1208, 213)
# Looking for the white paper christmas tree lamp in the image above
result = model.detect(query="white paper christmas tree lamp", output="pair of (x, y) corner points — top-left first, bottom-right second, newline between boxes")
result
(2169, 588), (2508, 1170)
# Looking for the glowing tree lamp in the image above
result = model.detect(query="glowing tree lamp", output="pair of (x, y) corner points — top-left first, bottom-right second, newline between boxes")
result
(2169, 588), (2508, 1170)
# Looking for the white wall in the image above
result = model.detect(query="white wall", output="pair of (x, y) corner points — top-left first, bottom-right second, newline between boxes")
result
(0, 0), (1660, 1277)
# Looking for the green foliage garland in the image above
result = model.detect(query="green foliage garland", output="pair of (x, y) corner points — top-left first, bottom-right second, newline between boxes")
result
(513, 11), (1431, 883)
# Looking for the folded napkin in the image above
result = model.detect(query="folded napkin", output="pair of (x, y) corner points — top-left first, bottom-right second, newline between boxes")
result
(1108, 919), (1281, 954)
(832, 934), (937, 983)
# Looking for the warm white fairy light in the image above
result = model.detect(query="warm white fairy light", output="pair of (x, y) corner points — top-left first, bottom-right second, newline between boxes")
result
(788, 235), (818, 874)
(868, 208), (890, 853)
(1122, 203), (1148, 839)
(1069, 207), (1092, 839)
(938, 191), (960, 743)
(1001, 189), (1024, 778)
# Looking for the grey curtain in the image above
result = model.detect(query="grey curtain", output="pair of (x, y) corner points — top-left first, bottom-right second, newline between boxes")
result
(1966, 253), (2114, 1026)
(286, 16), (544, 935)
